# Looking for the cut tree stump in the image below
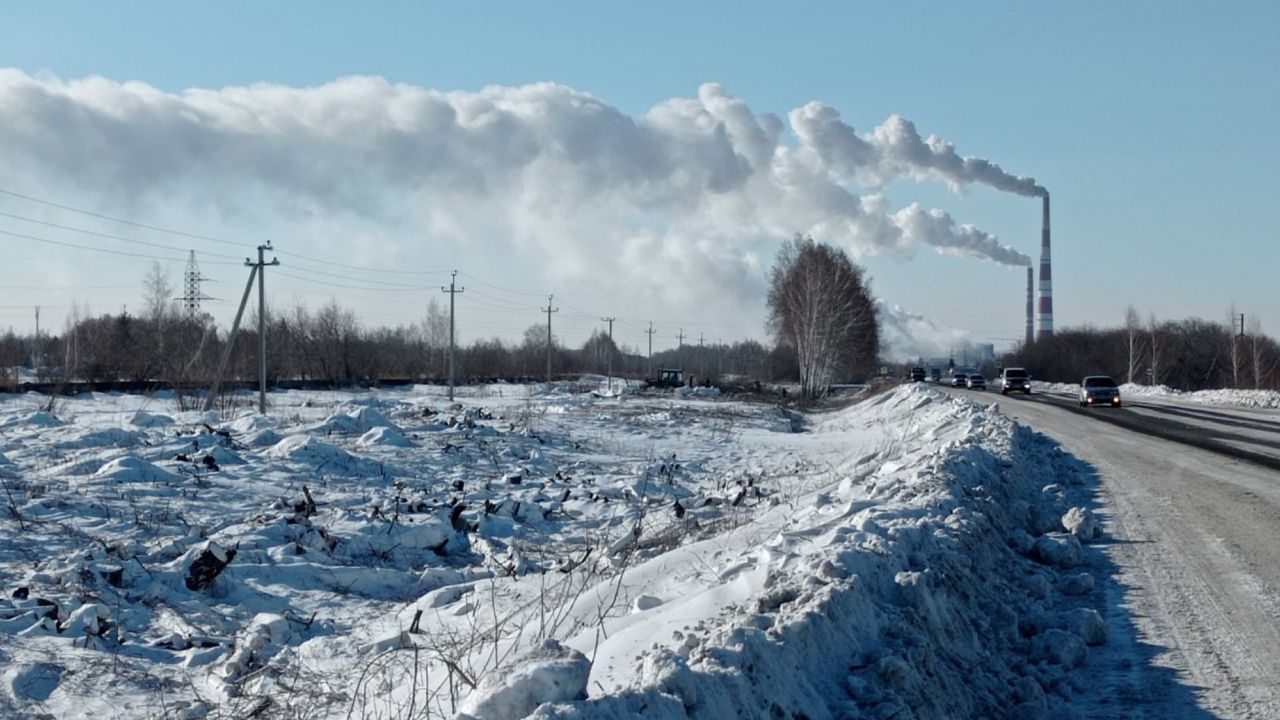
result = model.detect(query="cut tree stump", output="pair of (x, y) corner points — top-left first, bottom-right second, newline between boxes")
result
(185, 541), (237, 591)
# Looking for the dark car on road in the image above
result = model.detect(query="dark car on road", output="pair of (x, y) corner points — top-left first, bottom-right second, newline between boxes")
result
(1080, 375), (1121, 407)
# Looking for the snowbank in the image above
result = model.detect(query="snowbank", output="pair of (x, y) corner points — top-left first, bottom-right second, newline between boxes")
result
(1041, 380), (1280, 409)
(0, 383), (1111, 719)
(482, 386), (1108, 719)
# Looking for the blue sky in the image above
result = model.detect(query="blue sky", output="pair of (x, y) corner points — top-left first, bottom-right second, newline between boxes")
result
(1, 1), (1276, 356)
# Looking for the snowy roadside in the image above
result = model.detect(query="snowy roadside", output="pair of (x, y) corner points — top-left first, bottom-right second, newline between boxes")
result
(1037, 381), (1280, 410)
(0, 383), (1108, 719)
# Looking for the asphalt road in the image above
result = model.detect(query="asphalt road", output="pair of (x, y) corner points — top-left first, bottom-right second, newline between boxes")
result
(944, 384), (1280, 718)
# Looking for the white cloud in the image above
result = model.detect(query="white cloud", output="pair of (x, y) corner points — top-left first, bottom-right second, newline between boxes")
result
(0, 71), (1040, 343)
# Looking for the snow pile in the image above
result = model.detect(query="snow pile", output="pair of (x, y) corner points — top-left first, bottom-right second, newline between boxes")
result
(1148, 386), (1280, 409)
(467, 385), (1108, 719)
(458, 640), (591, 720)
(0, 383), (1108, 719)
(1043, 380), (1280, 409)
(91, 455), (185, 484)
(130, 409), (175, 427)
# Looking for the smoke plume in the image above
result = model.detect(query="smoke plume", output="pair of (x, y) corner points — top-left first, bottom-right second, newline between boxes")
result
(791, 102), (1046, 197)
(0, 72), (1038, 325)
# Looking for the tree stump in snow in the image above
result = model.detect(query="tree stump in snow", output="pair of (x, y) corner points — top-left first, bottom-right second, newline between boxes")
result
(185, 542), (237, 591)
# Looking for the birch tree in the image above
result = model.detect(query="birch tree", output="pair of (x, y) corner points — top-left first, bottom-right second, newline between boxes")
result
(1148, 312), (1163, 386)
(767, 235), (879, 398)
(1124, 305), (1143, 384)
(422, 298), (450, 377)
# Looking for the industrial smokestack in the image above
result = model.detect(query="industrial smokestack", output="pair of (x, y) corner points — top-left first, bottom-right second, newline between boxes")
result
(1036, 192), (1053, 340)
(1026, 266), (1034, 346)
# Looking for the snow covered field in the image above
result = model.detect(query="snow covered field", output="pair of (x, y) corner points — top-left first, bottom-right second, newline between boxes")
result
(0, 382), (1110, 719)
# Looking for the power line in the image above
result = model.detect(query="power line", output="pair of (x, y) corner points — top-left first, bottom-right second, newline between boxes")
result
(274, 248), (452, 276)
(0, 284), (136, 290)
(0, 211), (243, 261)
(0, 186), (241, 247)
(272, 270), (429, 293)
(457, 271), (546, 297)
(0, 186), (448, 278)
(0, 227), (232, 264)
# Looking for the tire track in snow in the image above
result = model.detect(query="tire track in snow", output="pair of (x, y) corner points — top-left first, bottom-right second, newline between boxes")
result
(985, 388), (1280, 718)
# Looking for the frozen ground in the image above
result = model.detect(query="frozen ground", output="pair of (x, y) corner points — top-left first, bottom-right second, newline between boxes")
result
(0, 381), (1112, 719)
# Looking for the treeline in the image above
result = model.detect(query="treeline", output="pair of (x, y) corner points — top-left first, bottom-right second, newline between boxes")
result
(0, 299), (799, 389)
(5, 292), (1277, 395)
(1010, 309), (1280, 391)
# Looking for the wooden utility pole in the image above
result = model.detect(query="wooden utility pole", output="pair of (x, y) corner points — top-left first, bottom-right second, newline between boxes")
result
(645, 322), (656, 378)
(542, 295), (559, 384)
(600, 316), (615, 393)
(203, 264), (260, 412)
(442, 271), (464, 401)
(252, 242), (280, 415)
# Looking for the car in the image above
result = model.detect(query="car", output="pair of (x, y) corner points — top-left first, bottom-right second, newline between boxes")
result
(929, 368), (942, 382)
(1001, 367), (1032, 395)
(951, 373), (968, 387)
(1079, 375), (1121, 407)
(910, 367), (926, 382)
(966, 374), (986, 390)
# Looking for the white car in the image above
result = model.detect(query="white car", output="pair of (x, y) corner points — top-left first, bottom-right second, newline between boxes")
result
(966, 375), (986, 390)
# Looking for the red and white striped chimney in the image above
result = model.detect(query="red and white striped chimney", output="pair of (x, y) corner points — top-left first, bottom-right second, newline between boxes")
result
(1036, 192), (1053, 340)
(1025, 266), (1034, 346)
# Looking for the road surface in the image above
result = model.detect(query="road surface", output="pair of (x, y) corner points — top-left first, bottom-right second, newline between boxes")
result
(949, 385), (1280, 718)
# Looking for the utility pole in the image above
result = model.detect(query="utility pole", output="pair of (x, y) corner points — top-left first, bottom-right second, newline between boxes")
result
(33, 305), (40, 372)
(203, 264), (260, 412)
(442, 271), (464, 401)
(1240, 313), (1246, 337)
(676, 328), (685, 348)
(645, 322), (656, 379)
(699, 333), (705, 377)
(542, 295), (559, 384)
(600, 316), (615, 393)
(251, 242), (280, 415)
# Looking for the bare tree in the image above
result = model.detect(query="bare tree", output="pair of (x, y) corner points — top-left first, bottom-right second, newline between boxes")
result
(142, 262), (174, 323)
(1246, 316), (1278, 390)
(422, 298), (450, 377)
(1124, 305), (1143, 384)
(767, 235), (879, 398)
(1227, 304), (1243, 388)
(1148, 312), (1163, 386)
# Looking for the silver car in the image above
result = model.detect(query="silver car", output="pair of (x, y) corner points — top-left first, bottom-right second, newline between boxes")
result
(1000, 367), (1031, 395)
(1079, 375), (1121, 407)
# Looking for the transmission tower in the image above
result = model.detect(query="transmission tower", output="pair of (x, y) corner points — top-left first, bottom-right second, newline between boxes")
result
(182, 250), (212, 320)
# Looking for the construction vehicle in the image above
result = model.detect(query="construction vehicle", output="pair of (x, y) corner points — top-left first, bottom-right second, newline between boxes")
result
(645, 368), (685, 389)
